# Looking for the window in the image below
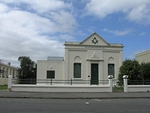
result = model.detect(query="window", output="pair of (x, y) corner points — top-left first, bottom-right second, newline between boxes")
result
(108, 64), (115, 78)
(47, 71), (55, 79)
(74, 63), (81, 78)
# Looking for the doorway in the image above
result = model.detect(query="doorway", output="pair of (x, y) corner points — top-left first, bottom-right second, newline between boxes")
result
(91, 64), (99, 85)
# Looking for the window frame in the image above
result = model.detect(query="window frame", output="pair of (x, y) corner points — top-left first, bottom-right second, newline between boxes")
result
(47, 70), (55, 79)
(108, 64), (115, 78)
(74, 63), (81, 78)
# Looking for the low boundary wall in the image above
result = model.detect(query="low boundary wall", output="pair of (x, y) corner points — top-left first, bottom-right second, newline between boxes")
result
(127, 85), (150, 92)
(123, 75), (150, 92)
(8, 75), (114, 92)
(11, 84), (112, 92)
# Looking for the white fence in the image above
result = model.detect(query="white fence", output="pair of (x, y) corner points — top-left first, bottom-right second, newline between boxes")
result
(123, 75), (150, 92)
(8, 75), (114, 92)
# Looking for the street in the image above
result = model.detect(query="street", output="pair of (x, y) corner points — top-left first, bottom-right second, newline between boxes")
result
(0, 98), (150, 113)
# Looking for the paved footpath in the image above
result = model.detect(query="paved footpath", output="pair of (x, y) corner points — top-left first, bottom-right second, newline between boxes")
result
(0, 90), (150, 99)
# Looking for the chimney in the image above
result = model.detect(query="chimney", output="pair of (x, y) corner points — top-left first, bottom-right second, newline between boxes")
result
(8, 62), (11, 66)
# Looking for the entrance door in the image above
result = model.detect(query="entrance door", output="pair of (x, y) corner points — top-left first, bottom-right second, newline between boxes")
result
(91, 64), (99, 85)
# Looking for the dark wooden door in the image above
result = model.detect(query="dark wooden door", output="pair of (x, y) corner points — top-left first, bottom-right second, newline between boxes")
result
(91, 64), (99, 85)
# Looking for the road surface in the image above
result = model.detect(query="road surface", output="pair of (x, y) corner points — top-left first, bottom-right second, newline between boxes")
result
(0, 98), (150, 113)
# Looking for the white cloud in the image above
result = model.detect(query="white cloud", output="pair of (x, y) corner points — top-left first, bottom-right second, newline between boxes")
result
(0, 0), (72, 13)
(102, 28), (132, 36)
(0, 0), (77, 67)
(49, 11), (78, 33)
(0, 3), (9, 13)
(85, 0), (150, 24)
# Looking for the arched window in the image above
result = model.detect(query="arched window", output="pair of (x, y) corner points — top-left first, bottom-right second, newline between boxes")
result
(74, 56), (81, 78)
(108, 64), (115, 78)
(108, 57), (115, 78)
(74, 63), (81, 78)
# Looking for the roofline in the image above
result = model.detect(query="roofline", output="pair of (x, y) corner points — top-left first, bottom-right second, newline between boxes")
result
(64, 44), (124, 48)
(80, 32), (110, 45)
(136, 50), (150, 57)
(0, 62), (18, 69)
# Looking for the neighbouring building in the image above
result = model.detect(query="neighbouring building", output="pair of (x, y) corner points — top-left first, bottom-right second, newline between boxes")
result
(37, 33), (124, 85)
(0, 62), (18, 85)
(135, 50), (150, 64)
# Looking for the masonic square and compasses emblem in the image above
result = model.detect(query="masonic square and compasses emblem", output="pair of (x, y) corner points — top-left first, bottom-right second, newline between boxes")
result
(92, 37), (98, 44)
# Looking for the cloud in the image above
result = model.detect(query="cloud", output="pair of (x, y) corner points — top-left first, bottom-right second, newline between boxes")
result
(102, 28), (133, 36)
(49, 11), (78, 33)
(0, 3), (9, 13)
(85, 0), (150, 24)
(0, 0), (77, 67)
(0, 0), (72, 13)
(139, 32), (146, 36)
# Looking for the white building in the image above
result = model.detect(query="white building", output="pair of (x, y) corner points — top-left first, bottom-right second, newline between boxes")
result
(37, 33), (123, 85)
(135, 50), (150, 64)
(0, 62), (18, 85)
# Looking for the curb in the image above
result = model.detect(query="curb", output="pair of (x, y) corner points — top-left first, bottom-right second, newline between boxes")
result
(0, 96), (150, 99)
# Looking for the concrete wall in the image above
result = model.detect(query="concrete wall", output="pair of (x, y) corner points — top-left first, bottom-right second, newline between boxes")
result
(37, 60), (64, 85)
(11, 84), (112, 92)
(8, 75), (113, 92)
(128, 85), (150, 92)
(123, 76), (150, 92)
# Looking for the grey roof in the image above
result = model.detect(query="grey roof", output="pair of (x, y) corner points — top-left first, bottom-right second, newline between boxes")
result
(47, 56), (64, 61)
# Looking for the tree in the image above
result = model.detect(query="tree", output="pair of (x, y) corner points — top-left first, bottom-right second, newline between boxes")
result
(140, 62), (150, 80)
(18, 56), (36, 81)
(118, 59), (141, 86)
(0, 60), (4, 74)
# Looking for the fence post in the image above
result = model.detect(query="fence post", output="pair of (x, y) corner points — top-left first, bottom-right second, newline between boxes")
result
(71, 79), (72, 85)
(50, 79), (52, 85)
(123, 75), (128, 92)
(108, 75), (113, 92)
(8, 75), (12, 91)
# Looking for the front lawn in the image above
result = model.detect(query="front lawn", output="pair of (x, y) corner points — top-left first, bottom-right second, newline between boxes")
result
(0, 85), (7, 90)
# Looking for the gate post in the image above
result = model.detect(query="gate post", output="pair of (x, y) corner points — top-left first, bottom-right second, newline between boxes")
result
(8, 75), (12, 91)
(123, 75), (128, 92)
(108, 75), (113, 92)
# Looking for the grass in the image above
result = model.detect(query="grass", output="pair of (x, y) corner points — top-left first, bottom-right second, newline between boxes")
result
(0, 85), (8, 90)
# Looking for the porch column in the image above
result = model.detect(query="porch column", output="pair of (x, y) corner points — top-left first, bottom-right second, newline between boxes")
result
(8, 75), (12, 91)
(108, 75), (113, 92)
(123, 75), (128, 92)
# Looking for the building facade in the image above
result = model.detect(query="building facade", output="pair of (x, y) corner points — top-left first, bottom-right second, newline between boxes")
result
(0, 62), (18, 85)
(37, 33), (123, 85)
(135, 50), (150, 64)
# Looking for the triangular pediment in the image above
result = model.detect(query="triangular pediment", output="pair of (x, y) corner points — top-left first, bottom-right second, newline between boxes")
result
(80, 32), (109, 46)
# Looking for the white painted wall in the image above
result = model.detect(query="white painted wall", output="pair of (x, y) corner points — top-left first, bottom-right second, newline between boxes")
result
(37, 60), (64, 84)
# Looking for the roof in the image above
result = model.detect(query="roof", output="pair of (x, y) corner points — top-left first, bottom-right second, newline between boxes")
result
(64, 32), (123, 47)
(80, 32), (110, 45)
(136, 50), (150, 57)
(47, 56), (64, 61)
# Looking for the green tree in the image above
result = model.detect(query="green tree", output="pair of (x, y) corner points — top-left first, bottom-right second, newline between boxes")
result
(118, 59), (141, 86)
(18, 56), (36, 82)
(140, 62), (150, 80)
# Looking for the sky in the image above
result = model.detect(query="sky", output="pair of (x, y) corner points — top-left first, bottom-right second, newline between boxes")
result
(0, 0), (150, 67)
